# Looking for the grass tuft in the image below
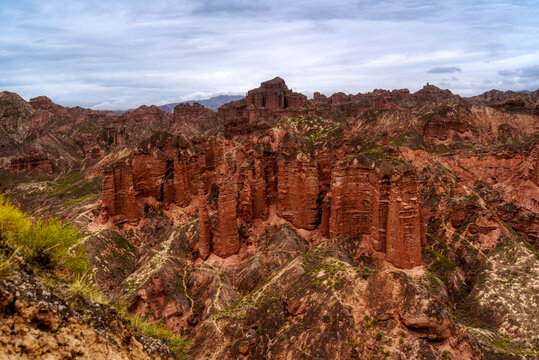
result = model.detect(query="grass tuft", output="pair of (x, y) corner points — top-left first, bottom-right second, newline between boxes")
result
(112, 301), (190, 358)
(0, 249), (20, 278)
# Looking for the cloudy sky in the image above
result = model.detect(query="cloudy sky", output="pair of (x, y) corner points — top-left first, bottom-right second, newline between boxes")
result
(1, 0), (538, 109)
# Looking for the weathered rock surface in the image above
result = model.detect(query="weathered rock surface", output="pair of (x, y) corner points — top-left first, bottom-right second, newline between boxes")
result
(173, 102), (218, 135)
(0, 272), (174, 360)
(189, 229), (481, 359)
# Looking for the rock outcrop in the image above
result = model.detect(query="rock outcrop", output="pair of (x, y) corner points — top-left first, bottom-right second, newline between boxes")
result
(276, 133), (319, 230)
(327, 155), (424, 268)
(102, 161), (137, 225)
(0, 272), (175, 360)
(173, 102), (218, 134)
(7, 152), (54, 175)
(101, 127), (426, 269)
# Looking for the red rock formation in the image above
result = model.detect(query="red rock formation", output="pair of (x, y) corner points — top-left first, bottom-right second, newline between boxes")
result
(328, 160), (374, 238)
(276, 135), (318, 230)
(174, 103), (212, 123)
(173, 156), (196, 207)
(104, 127), (126, 146)
(384, 169), (424, 268)
(246, 77), (288, 110)
(103, 78), (539, 267)
(101, 128), (426, 267)
(532, 144), (539, 187)
(129, 273), (186, 333)
(173, 103), (217, 133)
(119, 105), (172, 127)
(251, 149), (272, 220)
(237, 167), (253, 224)
(468, 89), (523, 104)
(414, 83), (456, 100)
(102, 161), (137, 225)
(492, 98), (527, 112)
(198, 202), (211, 260)
(212, 177), (239, 257)
(29, 96), (65, 113)
(421, 105), (470, 140)
(218, 77), (307, 137)
(131, 154), (170, 201)
(328, 156), (424, 268)
(9, 153), (53, 175)
(90, 147), (101, 159)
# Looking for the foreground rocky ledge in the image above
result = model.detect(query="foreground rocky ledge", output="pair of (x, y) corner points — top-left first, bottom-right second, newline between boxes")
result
(0, 272), (175, 360)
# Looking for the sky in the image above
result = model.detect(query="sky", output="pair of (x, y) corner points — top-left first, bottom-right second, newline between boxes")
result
(1, 0), (539, 110)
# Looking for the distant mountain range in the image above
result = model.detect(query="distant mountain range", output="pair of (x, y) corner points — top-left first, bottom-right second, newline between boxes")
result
(158, 94), (244, 112)
(112, 94), (244, 114)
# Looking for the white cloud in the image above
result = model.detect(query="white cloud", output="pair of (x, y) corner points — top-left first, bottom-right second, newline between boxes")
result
(0, 0), (538, 109)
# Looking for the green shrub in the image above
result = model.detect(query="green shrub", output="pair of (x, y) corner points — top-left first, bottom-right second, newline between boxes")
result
(0, 196), (30, 233)
(0, 195), (87, 277)
(361, 266), (371, 279)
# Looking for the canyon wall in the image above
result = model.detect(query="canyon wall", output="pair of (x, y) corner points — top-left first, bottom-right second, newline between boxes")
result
(101, 131), (426, 269)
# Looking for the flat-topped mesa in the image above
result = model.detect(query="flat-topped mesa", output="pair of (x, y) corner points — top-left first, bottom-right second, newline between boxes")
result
(246, 77), (288, 110)
(218, 77), (308, 136)
(245, 77), (306, 111)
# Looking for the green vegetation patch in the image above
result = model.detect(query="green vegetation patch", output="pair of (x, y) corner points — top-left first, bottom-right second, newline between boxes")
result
(0, 195), (87, 277)
(419, 272), (441, 292)
(359, 148), (405, 165)
(425, 249), (457, 274)
(307, 258), (348, 289)
(48, 170), (101, 203)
